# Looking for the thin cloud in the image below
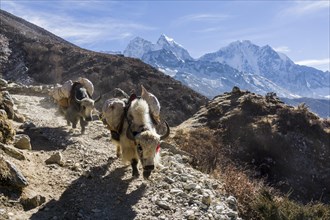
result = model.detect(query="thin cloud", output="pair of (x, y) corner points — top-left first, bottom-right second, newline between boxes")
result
(296, 58), (330, 71)
(279, 1), (329, 16)
(1, 1), (155, 47)
(273, 46), (291, 53)
(174, 13), (230, 26)
(296, 58), (329, 66)
(194, 27), (224, 33)
(30, 14), (153, 45)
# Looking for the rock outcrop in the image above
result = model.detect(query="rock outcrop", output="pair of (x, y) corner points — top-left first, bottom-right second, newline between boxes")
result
(173, 88), (330, 203)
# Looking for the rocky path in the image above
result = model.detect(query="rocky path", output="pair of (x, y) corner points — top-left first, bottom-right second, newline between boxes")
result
(1, 92), (239, 220)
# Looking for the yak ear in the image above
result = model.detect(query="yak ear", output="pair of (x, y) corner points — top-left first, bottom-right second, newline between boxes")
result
(129, 94), (137, 102)
(141, 85), (147, 96)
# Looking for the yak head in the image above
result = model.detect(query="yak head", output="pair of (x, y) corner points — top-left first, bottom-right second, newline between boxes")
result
(75, 87), (101, 121)
(77, 98), (95, 121)
(126, 98), (170, 178)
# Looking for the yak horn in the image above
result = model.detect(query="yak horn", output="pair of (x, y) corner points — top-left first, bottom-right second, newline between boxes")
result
(114, 88), (129, 99)
(160, 121), (170, 140)
(74, 95), (82, 103)
(94, 94), (102, 103)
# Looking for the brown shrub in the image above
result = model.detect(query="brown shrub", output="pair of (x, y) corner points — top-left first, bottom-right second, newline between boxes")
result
(254, 190), (330, 220)
(0, 112), (15, 144)
(173, 127), (223, 173)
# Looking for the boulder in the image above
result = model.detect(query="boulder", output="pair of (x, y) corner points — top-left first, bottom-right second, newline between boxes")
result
(0, 143), (26, 160)
(0, 156), (28, 188)
(45, 152), (64, 166)
(14, 134), (31, 150)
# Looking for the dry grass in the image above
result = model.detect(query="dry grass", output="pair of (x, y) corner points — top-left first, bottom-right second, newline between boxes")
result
(173, 127), (330, 219)
(214, 165), (263, 219)
(254, 190), (330, 220)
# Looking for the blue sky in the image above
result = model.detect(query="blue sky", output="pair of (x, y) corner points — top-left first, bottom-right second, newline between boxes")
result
(1, 0), (329, 71)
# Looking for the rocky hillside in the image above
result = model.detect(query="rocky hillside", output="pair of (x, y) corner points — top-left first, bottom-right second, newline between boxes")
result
(172, 87), (330, 204)
(0, 10), (208, 126)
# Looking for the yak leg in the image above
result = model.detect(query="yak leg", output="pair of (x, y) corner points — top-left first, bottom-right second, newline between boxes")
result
(71, 117), (79, 129)
(116, 145), (122, 158)
(63, 113), (71, 126)
(80, 117), (88, 134)
(131, 159), (139, 177)
(59, 107), (70, 126)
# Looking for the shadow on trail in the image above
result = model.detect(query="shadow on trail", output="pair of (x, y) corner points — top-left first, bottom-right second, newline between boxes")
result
(0, 186), (22, 201)
(30, 158), (146, 220)
(38, 96), (58, 110)
(21, 126), (75, 151)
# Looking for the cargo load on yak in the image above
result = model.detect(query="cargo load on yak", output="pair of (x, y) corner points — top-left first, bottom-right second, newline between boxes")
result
(50, 80), (73, 108)
(78, 77), (94, 97)
(101, 85), (162, 141)
(50, 77), (94, 109)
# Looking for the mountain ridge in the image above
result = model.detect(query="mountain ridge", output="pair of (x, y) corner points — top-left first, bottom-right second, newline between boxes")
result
(200, 40), (329, 98)
(124, 35), (330, 117)
(124, 35), (329, 100)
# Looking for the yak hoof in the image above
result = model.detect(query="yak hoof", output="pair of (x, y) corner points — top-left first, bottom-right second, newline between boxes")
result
(131, 159), (139, 178)
(143, 171), (152, 179)
(132, 169), (139, 178)
(111, 131), (120, 141)
(143, 165), (154, 179)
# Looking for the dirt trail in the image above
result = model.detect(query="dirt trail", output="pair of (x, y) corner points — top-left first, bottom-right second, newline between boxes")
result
(4, 94), (147, 219)
(1, 93), (239, 220)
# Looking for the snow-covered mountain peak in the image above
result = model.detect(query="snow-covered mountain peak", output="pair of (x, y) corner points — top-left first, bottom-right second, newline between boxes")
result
(124, 34), (193, 61)
(231, 40), (252, 45)
(123, 37), (156, 59)
(128, 36), (153, 47)
(156, 34), (193, 61)
(157, 34), (178, 46)
(133, 36), (147, 42)
(201, 40), (297, 74)
(227, 40), (255, 49)
(124, 37), (329, 100)
(226, 40), (260, 53)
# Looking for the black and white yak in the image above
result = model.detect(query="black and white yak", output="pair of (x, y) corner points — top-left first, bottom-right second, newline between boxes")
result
(102, 88), (169, 179)
(63, 82), (101, 134)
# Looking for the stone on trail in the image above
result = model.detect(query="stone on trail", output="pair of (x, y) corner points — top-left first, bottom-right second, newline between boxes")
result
(45, 152), (64, 166)
(14, 134), (32, 150)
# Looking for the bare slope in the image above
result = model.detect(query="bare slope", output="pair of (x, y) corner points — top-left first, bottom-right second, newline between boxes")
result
(0, 9), (207, 126)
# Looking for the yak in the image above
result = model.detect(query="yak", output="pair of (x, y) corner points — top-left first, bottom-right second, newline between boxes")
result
(63, 82), (101, 134)
(102, 92), (169, 179)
